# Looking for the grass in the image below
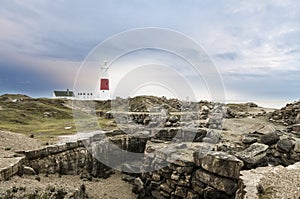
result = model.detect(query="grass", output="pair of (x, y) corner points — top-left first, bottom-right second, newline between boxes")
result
(0, 94), (116, 144)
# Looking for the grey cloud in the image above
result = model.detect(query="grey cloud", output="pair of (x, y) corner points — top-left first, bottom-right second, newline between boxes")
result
(215, 52), (238, 61)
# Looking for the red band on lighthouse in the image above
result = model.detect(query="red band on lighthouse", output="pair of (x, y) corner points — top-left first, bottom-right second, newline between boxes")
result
(100, 78), (109, 90)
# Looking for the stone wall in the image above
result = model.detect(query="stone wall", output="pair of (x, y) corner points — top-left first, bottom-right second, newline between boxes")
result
(12, 130), (148, 179)
(0, 157), (24, 181)
(138, 141), (244, 199)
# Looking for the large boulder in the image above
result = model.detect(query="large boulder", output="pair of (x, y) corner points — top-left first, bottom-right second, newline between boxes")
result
(195, 151), (243, 179)
(260, 131), (280, 145)
(276, 138), (294, 153)
(236, 143), (269, 168)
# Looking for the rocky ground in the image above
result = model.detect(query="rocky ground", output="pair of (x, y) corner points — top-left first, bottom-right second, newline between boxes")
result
(0, 95), (300, 198)
(0, 172), (136, 199)
(0, 130), (137, 199)
(240, 162), (300, 199)
(0, 130), (42, 168)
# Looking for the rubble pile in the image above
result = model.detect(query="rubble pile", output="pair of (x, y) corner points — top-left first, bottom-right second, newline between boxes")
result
(237, 131), (300, 168)
(270, 100), (300, 128)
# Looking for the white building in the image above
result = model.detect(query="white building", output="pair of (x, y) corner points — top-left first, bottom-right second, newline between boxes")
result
(75, 91), (95, 100)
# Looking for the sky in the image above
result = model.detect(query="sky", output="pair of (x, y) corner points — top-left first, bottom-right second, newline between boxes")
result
(0, 0), (300, 107)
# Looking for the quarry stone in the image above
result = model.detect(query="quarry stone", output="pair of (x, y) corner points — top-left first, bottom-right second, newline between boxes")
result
(195, 169), (238, 195)
(198, 151), (244, 179)
(236, 143), (269, 166)
(276, 138), (294, 153)
(260, 131), (280, 145)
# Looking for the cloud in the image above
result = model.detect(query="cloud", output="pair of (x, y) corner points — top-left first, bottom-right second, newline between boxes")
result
(215, 52), (238, 61)
(0, 0), (299, 103)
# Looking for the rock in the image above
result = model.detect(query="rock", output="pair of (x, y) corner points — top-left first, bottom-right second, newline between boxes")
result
(174, 186), (188, 198)
(151, 190), (165, 199)
(191, 175), (205, 195)
(132, 177), (144, 194)
(246, 102), (258, 107)
(143, 116), (151, 125)
(165, 121), (172, 127)
(105, 111), (113, 119)
(236, 143), (269, 167)
(160, 190), (170, 198)
(293, 140), (300, 153)
(152, 172), (161, 181)
(270, 101), (300, 125)
(186, 190), (200, 199)
(195, 169), (238, 195)
(78, 184), (85, 192)
(260, 131), (280, 145)
(175, 143), (187, 149)
(276, 138), (294, 153)
(295, 113), (300, 124)
(203, 130), (221, 144)
(176, 166), (194, 174)
(159, 183), (173, 193)
(287, 161), (300, 170)
(193, 144), (215, 166)
(122, 174), (136, 183)
(242, 135), (258, 144)
(198, 151), (243, 179)
(204, 187), (231, 199)
(292, 124), (300, 132)
(201, 105), (210, 112)
(171, 173), (180, 181)
(193, 129), (207, 142)
(169, 115), (179, 123)
(22, 166), (36, 175)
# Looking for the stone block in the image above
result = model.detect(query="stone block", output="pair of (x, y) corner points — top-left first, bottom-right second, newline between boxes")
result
(195, 169), (237, 195)
(174, 186), (188, 198)
(260, 131), (280, 145)
(242, 135), (258, 144)
(236, 143), (268, 165)
(152, 172), (161, 181)
(186, 190), (200, 199)
(191, 175), (205, 195)
(276, 138), (293, 153)
(200, 151), (243, 179)
(160, 183), (173, 193)
(293, 140), (300, 153)
(176, 166), (194, 174)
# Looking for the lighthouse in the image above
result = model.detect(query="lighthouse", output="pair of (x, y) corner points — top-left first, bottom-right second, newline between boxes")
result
(98, 60), (110, 100)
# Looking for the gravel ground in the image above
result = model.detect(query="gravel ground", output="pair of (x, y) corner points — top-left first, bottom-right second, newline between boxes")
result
(0, 172), (137, 199)
(0, 130), (42, 154)
(0, 130), (42, 168)
(240, 163), (300, 199)
(259, 163), (300, 199)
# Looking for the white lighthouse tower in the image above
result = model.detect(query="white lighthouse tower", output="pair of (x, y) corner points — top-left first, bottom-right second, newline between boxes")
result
(98, 60), (110, 100)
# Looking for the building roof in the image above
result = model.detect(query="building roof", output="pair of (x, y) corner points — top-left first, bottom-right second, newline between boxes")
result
(53, 90), (74, 97)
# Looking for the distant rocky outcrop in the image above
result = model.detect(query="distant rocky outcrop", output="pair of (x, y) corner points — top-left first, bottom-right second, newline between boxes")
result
(270, 100), (300, 127)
